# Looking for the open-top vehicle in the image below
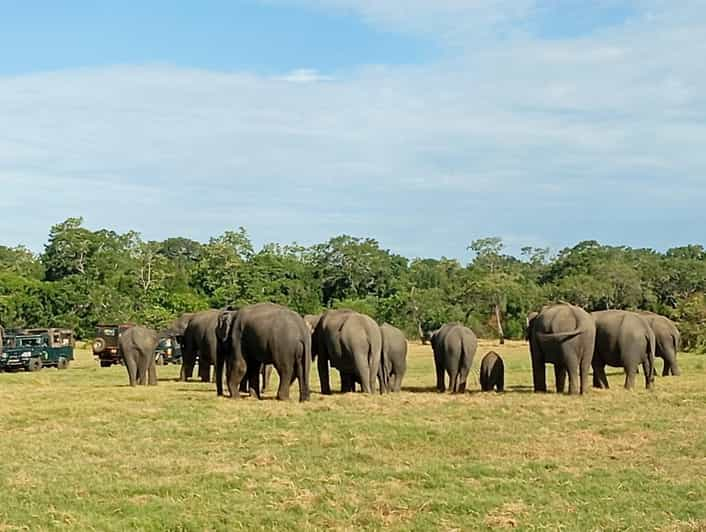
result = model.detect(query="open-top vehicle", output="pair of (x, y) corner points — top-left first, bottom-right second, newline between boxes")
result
(0, 328), (75, 372)
(155, 335), (182, 365)
(93, 324), (134, 367)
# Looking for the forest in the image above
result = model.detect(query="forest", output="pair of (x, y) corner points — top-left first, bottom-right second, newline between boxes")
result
(0, 217), (704, 351)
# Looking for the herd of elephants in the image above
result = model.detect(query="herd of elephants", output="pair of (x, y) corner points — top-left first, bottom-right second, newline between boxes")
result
(118, 301), (682, 400)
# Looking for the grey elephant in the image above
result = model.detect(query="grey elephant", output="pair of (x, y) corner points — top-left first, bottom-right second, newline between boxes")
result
(176, 310), (221, 382)
(529, 303), (596, 395)
(479, 351), (504, 392)
(430, 323), (478, 393)
(312, 309), (382, 395)
(217, 303), (311, 402)
(639, 312), (681, 376)
(592, 310), (655, 390)
(379, 323), (408, 392)
(119, 326), (159, 386)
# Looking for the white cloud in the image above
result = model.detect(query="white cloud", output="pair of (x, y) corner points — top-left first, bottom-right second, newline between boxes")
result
(1, 2), (705, 257)
(276, 68), (333, 83)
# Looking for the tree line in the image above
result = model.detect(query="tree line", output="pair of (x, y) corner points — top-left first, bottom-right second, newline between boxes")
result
(1, 217), (704, 352)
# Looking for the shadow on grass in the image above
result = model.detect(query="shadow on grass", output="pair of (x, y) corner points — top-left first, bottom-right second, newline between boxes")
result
(401, 385), (440, 394)
(504, 385), (536, 394)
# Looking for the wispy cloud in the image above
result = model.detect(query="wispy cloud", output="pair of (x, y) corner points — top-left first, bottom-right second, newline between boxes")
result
(1, 1), (705, 257)
(276, 68), (333, 83)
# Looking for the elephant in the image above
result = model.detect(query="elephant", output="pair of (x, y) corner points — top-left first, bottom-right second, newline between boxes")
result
(430, 323), (478, 393)
(119, 326), (159, 386)
(312, 309), (382, 395)
(592, 310), (655, 390)
(177, 310), (221, 383)
(217, 303), (311, 402)
(639, 312), (681, 376)
(379, 323), (408, 392)
(529, 303), (596, 395)
(479, 351), (504, 392)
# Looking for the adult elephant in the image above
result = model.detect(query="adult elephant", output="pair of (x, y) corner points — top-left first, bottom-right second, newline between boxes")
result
(592, 310), (655, 390)
(217, 303), (311, 402)
(379, 323), (408, 392)
(529, 303), (595, 395)
(312, 309), (382, 395)
(119, 326), (159, 386)
(177, 310), (221, 382)
(639, 312), (681, 376)
(430, 323), (478, 393)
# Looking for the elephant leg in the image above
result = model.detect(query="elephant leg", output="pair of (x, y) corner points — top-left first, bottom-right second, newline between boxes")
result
(377, 363), (388, 395)
(148, 360), (157, 386)
(136, 354), (148, 386)
(226, 356), (247, 399)
(353, 355), (373, 394)
(276, 365), (293, 401)
(198, 360), (211, 383)
(567, 369), (580, 395)
(434, 350), (445, 393)
(340, 372), (352, 393)
(180, 362), (194, 382)
(642, 359), (653, 390)
(318, 356), (332, 395)
(665, 355), (681, 376)
(592, 361), (602, 388)
(261, 364), (268, 391)
(248, 364), (261, 399)
(592, 362), (608, 389)
(125, 356), (138, 387)
(530, 341), (547, 393)
(395, 360), (406, 392)
(554, 364), (567, 394)
(497, 367), (505, 393)
(579, 358), (591, 394)
(457, 366), (470, 393)
(216, 347), (225, 397)
(624, 367), (637, 390)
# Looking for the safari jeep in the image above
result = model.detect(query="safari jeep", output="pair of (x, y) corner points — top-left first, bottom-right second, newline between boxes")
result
(93, 324), (134, 367)
(0, 328), (75, 372)
(155, 335), (182, 366)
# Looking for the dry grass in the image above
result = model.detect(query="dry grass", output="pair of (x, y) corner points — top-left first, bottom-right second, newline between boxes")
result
(0, 339), (705, 530)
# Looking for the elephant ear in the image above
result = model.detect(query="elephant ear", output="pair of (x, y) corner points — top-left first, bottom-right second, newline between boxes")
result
(216, 311), (237, 342)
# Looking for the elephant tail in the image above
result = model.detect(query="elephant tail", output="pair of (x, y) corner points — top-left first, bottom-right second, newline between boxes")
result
(378, 345), (390, 394)
(298, 337), (311, 402)
(646, 331), (656, 385)
(452, 341), (467, 393)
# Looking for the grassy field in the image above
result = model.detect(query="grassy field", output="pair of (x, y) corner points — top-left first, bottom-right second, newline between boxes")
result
(1, 341), (705, 531)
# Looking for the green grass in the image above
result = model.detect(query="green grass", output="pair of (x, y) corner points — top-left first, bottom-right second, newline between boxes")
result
(1, 341), (705, 531)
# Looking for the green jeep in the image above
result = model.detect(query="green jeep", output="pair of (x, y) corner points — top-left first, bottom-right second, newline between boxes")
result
(93, 324), (134, 367)
(155, 335), (182, 366)
(0, 328), (75, 372)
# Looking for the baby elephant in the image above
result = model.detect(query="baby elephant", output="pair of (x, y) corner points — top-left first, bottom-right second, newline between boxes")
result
(119, 326), (159, 386)
(479, 351), (504, 392)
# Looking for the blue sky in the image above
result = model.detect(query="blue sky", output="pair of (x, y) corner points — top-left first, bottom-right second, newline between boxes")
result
(1, 1), (704, 259)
